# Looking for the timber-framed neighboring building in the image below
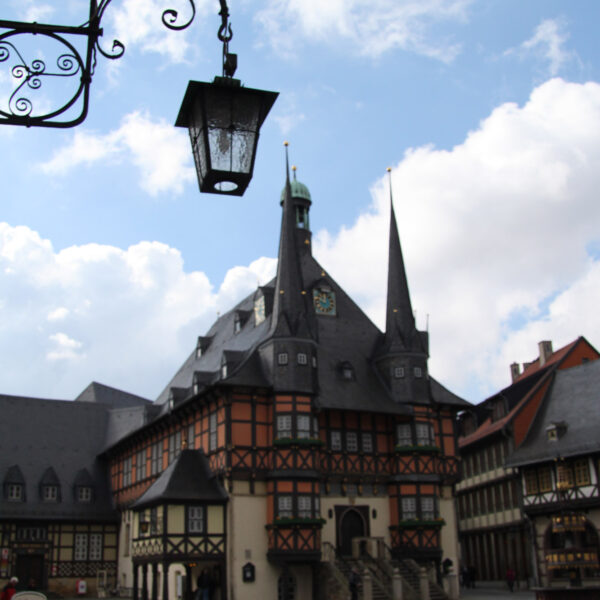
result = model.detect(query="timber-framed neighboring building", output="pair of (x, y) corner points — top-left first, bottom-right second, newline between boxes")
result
(1, 167), (469, 600)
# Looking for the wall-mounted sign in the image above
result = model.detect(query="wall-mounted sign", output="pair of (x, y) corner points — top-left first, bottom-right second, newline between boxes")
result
(242, 562), (255, 583)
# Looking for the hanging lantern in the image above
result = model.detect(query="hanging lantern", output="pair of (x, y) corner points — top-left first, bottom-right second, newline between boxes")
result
(175, 1), (278, 196)
(176, 77), (277, 196)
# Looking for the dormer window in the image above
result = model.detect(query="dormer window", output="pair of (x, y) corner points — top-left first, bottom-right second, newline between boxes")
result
(297, 353), (307, 365)
(278, 352), (288, 366)
(234, 317), (242, 333)
(546, 421), (567, 442)
(492, 398), (506, 421)
(340, 362), (354, 380)
(7, 484), (23, 502)
(77, 486), (93, 503)
(254, 294), (266, 326)
(43, 485), (59, 502)
(195, 336), (212, 359)
(221, 363), (228, 379)
(414, 367), (422, 378)
(394, 366), (405, 379)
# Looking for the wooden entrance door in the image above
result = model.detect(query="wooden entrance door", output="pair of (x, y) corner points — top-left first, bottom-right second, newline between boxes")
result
(15, 553), (45, 589)
(336, 506), (369, 556)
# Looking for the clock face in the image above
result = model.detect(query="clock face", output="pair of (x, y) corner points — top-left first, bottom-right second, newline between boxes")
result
(254, 295), (266, 325)
(313, 289), (336, 315)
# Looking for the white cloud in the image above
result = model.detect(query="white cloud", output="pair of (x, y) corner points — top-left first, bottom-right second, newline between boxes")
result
(505, 18), (577, 76)
(39, 111), (195, 196)
(313, 78), (600, 401)
(255, 0), (471, 61)
(0, 223), (276, 399)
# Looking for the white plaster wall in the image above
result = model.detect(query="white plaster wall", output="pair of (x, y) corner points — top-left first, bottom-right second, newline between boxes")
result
(117, 510), (134, 592)
(439, 487), (460, 568)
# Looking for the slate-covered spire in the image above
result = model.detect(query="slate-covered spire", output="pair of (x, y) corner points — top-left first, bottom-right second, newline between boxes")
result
(269, 143), (312, 339)
(382, 169), (424, 355)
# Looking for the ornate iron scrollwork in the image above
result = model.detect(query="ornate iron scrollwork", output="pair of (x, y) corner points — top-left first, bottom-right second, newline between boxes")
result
(0, 0), (197, 128)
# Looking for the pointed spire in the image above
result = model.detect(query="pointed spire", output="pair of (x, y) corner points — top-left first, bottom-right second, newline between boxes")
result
(383, 168), (419, 353)
(270, 142), (311, 338)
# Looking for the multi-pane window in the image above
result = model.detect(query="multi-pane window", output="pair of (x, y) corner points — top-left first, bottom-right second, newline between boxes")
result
(421, 497), (436, 520)
(298, 496), (312, 518)
(209, 412), (218, 451)
(7, 484), (23, 502)
(278, 353), (289, 365)
(77, 486), (92, 503)
(168, 431), (182, 464)
(89, 533), (102, 561)
(276, 415), (293, 439)
(277, 496), (293, 518)
(188, 506), (204, 533)
(331, 430), (342, 451)
(414, 367), (422, 378)
(346, 432), (358, 452)
(415, 423), (434, 446)
(42, 485), (58, 502)
(557, 464), (573, 490)
(397, 423), (412, 446)
(297, 353), (307, 365)
(574, 459), (591, 486)
(136, 450), (146, 482)
(394, 367), (405, 378)
(151, 442), (161, 476)
(401, 497), (417, 520)
(361, 433), (373, 453)
(187, 423), (195, 450)
(74, 533), (88, 561)
(123, 456), (132, 487)
(538, 467), (552, 492)
(297, 415), (311, 439)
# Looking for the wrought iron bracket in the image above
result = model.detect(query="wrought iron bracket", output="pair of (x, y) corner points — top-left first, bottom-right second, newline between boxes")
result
(0, 0), (197, 128)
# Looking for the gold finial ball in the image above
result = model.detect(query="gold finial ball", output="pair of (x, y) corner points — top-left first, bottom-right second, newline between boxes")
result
(284, 141), (289, 147)
(292, 165), (297, 172)
(386, 167), (392, 173)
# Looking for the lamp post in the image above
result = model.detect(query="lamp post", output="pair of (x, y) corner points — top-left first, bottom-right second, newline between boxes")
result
(0, 0), (277, 195)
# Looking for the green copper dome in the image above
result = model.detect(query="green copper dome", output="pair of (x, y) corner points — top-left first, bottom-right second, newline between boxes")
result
(281, 179), (311, 203)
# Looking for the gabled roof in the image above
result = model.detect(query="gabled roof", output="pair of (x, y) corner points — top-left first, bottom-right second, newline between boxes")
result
(132, 450), (228, 509)
(75, 381), (151, 408)
(514, 339), (578, 382)
(507, 359), (600, 466)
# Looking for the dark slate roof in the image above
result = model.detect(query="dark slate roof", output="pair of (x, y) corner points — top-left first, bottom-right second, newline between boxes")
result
(507, 359), (600, 467)
(0, 394), (117, 522)
(132, 450), (228, 509)
(75, 381), (151, 408)
(154, 176), (467, 417)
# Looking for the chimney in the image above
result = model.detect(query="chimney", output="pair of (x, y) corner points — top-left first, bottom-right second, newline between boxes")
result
(510, 362), (521, 382)
(538, 340), (553, 366)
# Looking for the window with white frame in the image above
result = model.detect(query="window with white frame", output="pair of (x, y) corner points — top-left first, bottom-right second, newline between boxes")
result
(421, 497), (436, 520)
(136, 449), (146, 482)
(396, 423), (412, 446)
(74, 533), (88, 561)
(42, 485), (58, 502)
(278, 495), (293, 518)
(209, 412), (218, 451)
(276, 415), (292, 439)
(151, 442), (161, 476)
(401, 497), (417, 520)
(331, 430), (342, 451)
(415, 422), (434, 446)
(298, 496), (312, 518)
(346, 431), (358, 452)
(7, 484), (23, 502)
(187, 423), (195, 450)
(188, 506), (204, 533)
(297, 353), (307, 365)
(278, 352), (289, 365)
(414, 367), (423, 378)
(89, 533), (103, 561)
(361, 433), (373, 453)
(168, 431), (182, 464)
(77, 486), (92, 503)
(394, 366), (405, 378)
(123, 456), (132, 487)
(221, 363), (228, 378)
(297, 415), (311, 439)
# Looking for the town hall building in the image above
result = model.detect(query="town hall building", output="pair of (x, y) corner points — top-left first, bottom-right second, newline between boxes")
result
(1, 163), (469, 600)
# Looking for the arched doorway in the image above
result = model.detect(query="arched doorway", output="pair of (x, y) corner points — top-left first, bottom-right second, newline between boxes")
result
(336, 506), (369, 556)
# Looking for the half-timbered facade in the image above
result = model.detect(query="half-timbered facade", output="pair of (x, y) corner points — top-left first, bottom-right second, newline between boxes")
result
(1, 166), (469, 600)
(457, 338), (600, 589)
(507, 359), (600, 593)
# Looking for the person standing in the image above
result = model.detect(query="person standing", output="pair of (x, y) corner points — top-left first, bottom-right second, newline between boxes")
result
(0, 577), (18, 600)
(506, 567), (516, 592)
(349, 569), (360, 600)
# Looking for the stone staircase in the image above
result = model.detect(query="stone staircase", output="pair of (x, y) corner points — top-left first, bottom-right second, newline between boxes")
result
(321, 541), (449, 600)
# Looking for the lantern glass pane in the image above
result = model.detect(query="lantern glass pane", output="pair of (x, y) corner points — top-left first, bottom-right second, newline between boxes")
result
(231, 130), (255, 174)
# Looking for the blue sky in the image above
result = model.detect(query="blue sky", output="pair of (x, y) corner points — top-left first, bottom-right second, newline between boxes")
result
(1, 0), (600, 404)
